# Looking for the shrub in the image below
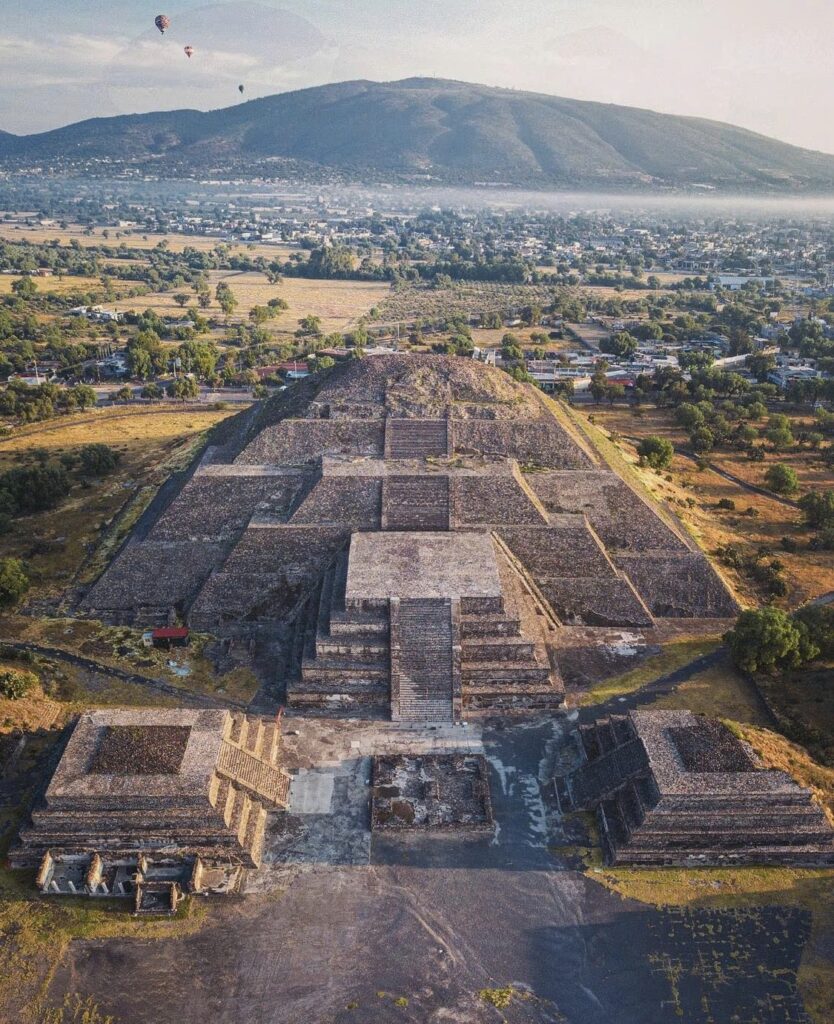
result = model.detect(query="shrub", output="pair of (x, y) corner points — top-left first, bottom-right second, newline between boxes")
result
(716, 498), (736, 511)
(78, 444), (120, 478)
(799, 490), (834, 530)
(794, 604), (834, 659)
(637, 435), (674, 469)
(764, 463), (799, 495)
(0, 666), (37, 700)
(0, 557), (29, 607)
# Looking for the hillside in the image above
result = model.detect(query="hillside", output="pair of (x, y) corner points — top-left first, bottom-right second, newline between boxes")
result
(2, 78), (834, 191)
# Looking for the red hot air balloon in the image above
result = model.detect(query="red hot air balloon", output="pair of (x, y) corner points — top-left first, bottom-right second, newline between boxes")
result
(184, 45), (195, 59)
(154, 15), (170, 34)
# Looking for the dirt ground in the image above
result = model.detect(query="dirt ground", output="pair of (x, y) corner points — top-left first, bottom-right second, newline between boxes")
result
(40, 714), (826, 1024)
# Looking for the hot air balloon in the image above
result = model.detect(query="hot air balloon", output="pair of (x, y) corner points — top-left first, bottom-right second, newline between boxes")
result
(238, 85), (245, 95)
(184, 45), (194, 59)
(154, 15), (170, 34)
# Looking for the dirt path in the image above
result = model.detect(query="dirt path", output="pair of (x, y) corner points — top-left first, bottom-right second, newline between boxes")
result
(0, 639), (239, 708)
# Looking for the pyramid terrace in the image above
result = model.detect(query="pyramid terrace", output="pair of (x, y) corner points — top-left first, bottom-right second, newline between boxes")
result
(560, 710), (834, 867)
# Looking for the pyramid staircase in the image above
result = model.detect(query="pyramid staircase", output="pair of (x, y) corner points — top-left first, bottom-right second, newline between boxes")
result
(393, 598), (455, 724)
(385, 418), (450, 459)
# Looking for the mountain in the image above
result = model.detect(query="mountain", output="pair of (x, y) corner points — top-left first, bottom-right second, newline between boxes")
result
(2, 78), (833, 192)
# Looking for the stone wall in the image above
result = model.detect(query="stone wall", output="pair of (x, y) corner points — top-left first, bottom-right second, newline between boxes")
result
(189, 526), (348, 626)
(83, 541), (229, 615)
(452, 420), (594, 470)
(235, 420), (385, 465)
(453, 476), (547, 526)
(615, 553), (739, 618)
(529, 471), (690, 553)
(151, 476), (303, 540)
(290, 478), (382, 529)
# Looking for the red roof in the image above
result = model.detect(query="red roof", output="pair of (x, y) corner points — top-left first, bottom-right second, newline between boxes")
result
(151, 627), (190, 639)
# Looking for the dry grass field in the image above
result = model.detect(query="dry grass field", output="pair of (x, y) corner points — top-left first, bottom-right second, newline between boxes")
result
(0, 223), (295, 260)
(0, 406), (236, 598)
(468, 326), (572, 352)
(0, 275), (104, 296)
(580, 404), (834, 606)
(114, 270), (390, 331)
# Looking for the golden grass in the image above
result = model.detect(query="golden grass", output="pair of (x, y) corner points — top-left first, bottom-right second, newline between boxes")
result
(112, 271), (389, 331)
(651, 658), (772, 726)
(735, 723), (834, 824)
(0, 224), (294, 259)
(578, 637), (720, 706)
(0, 276), (103, 296)
(582, 404), (834, 606)
(0, 406), (236, 598)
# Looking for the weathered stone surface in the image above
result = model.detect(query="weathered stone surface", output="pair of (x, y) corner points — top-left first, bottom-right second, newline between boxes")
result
(12, 708), (291, 874)
(561, 709), (834, 866)
(79, 355), (736, 720)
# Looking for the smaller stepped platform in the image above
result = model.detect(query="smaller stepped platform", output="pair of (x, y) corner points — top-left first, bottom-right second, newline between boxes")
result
(560, 710), (834, 867)
(12, 709), (292, 882)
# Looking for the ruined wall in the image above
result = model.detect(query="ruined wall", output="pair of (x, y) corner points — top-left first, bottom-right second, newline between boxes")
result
(452, 419), (594, 470)
(151, 476), (303, 540)
(189, 526), (348, 626)
(529, 471), (690, 553)
(235, 420), (385, 465)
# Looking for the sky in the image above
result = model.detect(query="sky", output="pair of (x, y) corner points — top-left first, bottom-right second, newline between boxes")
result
(1, 0), (832, 153)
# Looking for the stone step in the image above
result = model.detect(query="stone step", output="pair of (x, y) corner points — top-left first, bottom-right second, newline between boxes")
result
(460, 615), (521, 639)
(462, 637), (536, 662)
(291, 676), (390, 695)
(315, 636), (388, 660)
(461, 662), (552, 684)
(329, 612), (389, 637)
(397, 596), (454, 724)
(385, 419), (449, 459)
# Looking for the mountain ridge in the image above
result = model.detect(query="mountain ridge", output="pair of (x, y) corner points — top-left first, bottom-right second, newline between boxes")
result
(2, 77), (833, 192)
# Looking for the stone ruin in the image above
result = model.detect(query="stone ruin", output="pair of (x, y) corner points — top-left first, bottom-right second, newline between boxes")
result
(558, 709), (834, 866)
(11, 709), (291, 908)
(79, 355), (738, 724)
(371, 753), (494, 833)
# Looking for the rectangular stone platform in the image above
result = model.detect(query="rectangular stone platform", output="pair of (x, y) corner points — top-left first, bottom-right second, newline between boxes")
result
(345, 532), (502, 603)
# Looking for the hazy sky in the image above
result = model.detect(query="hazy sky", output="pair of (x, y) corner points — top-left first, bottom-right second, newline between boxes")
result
(2, 0), (832, 152)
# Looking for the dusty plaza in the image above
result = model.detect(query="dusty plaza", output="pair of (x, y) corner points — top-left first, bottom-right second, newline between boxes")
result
(5, 355), (834, 1023)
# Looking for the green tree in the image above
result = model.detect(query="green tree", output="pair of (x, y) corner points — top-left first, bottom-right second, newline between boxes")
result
(725, 607), (817, 674)
(166, 376), (200, 400)
(793, 604), (834, 659)
(799, 490), (834, 529)
(764, 463), (799, 495)
(675, 403), (704, 431)
(78, 444), (120, 478)
(11, 276), (37, 299)
(215, 282), (238, 316)
(637, 435), (674, 469)
(0, 557), (29, 608)
(601, 331), (638, 359)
